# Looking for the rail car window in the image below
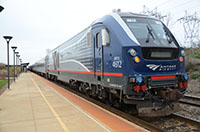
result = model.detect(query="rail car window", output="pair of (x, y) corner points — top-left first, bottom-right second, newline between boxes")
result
(122, 17), (178, 48)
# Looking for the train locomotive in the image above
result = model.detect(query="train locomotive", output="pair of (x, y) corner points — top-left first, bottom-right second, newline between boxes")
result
(30, 12), (188, 117)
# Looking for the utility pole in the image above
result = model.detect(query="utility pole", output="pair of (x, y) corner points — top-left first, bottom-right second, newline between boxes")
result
(177, 11), (200, 47)
(141, 5), (171, 26)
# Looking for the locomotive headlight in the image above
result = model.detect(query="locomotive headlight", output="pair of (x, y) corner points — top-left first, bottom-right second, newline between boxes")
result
(129, 49), (137, 56)
(181, 50), (185, 56)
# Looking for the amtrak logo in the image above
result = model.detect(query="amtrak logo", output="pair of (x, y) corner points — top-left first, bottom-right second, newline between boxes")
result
(146, 64), (160, 71)
(146, 64), (176, 71)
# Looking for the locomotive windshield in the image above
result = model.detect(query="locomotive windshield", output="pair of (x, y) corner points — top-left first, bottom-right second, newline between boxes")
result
(122, 17), (178, 48)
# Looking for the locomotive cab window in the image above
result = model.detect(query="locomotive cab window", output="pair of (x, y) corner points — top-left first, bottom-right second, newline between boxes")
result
(122, 17), (178, 48)
(123, 17), (179, 60)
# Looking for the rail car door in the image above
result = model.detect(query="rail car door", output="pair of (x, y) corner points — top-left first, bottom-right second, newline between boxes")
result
(45, 55), (49, 73)
(92, 24), (104, 81)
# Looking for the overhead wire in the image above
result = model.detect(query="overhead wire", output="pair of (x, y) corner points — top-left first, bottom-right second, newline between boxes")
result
(154, 0), (173, 8)
(187, 4), (200, 14)
(149, 0), (200, 47)
(159, 0), (194, 12)
(145, 0), (173, 13)
(142, 0), (200, 27)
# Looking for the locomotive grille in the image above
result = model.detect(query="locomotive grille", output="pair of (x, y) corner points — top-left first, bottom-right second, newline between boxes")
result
(141, 47), (179, 60)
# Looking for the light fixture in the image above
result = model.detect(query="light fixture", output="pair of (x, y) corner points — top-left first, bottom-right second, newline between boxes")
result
(0, 5), (4, 12)
(11, 46), (17, 82)
(129, 49), (137, 56)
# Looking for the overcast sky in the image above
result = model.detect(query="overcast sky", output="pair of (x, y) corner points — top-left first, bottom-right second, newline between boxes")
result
(0, 0), (200, 65)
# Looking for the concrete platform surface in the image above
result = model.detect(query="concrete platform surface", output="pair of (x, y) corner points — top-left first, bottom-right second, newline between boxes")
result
(0, 73), (149, 132)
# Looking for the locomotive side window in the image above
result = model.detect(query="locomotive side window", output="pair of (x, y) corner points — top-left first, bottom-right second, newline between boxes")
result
(102, 28), (110, 46)
(87, 31), (91, 46)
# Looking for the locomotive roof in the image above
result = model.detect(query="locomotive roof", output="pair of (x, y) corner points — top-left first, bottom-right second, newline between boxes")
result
(116, 12), (157, 20)
(45, 12), (161, 55)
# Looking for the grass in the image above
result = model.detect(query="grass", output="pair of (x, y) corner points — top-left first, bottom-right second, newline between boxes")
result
(0, 80), (8, 90)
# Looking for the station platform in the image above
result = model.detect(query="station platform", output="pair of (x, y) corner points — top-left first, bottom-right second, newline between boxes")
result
(0, 73), (149, 132)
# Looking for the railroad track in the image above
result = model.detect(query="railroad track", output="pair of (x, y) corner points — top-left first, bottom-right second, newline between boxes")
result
(141, 113), (200, 132)
(170, 113), (200, 128)
(179, 95), (200, 107)
(40, 76), (200, 132)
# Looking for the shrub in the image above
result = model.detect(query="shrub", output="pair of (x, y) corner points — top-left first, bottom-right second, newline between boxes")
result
(192, 53), (200, 59)
(185, 56), (200, 72)
(191, 74), (200, 80)
(0, 64), (5, 70)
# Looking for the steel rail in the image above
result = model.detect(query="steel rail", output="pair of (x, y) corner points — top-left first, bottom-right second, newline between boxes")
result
(179, 100), (200, 107)
(170, 113), (200, 129)
(184, 95), (200, 100)
(179, 95), (200, 107)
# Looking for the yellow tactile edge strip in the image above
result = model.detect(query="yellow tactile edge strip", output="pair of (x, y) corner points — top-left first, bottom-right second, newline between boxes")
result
(29, 74), (70, 132)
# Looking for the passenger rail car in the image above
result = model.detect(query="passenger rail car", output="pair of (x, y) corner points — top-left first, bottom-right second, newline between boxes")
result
(30, 12), (188, 117)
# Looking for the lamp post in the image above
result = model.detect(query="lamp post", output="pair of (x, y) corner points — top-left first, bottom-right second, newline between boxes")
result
(15, 52), (19, 77)
(0, 5), (4, 12)
(11, 46), (17, 82)
(16, 54), (20, 78)
(3, 36), (13, 90)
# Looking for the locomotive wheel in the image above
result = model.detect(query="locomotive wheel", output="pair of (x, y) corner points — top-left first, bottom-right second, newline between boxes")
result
(91, 85), (98, 98)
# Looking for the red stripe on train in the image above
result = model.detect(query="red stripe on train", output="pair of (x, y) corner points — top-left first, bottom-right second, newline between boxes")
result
(151, 75), (176, 80)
